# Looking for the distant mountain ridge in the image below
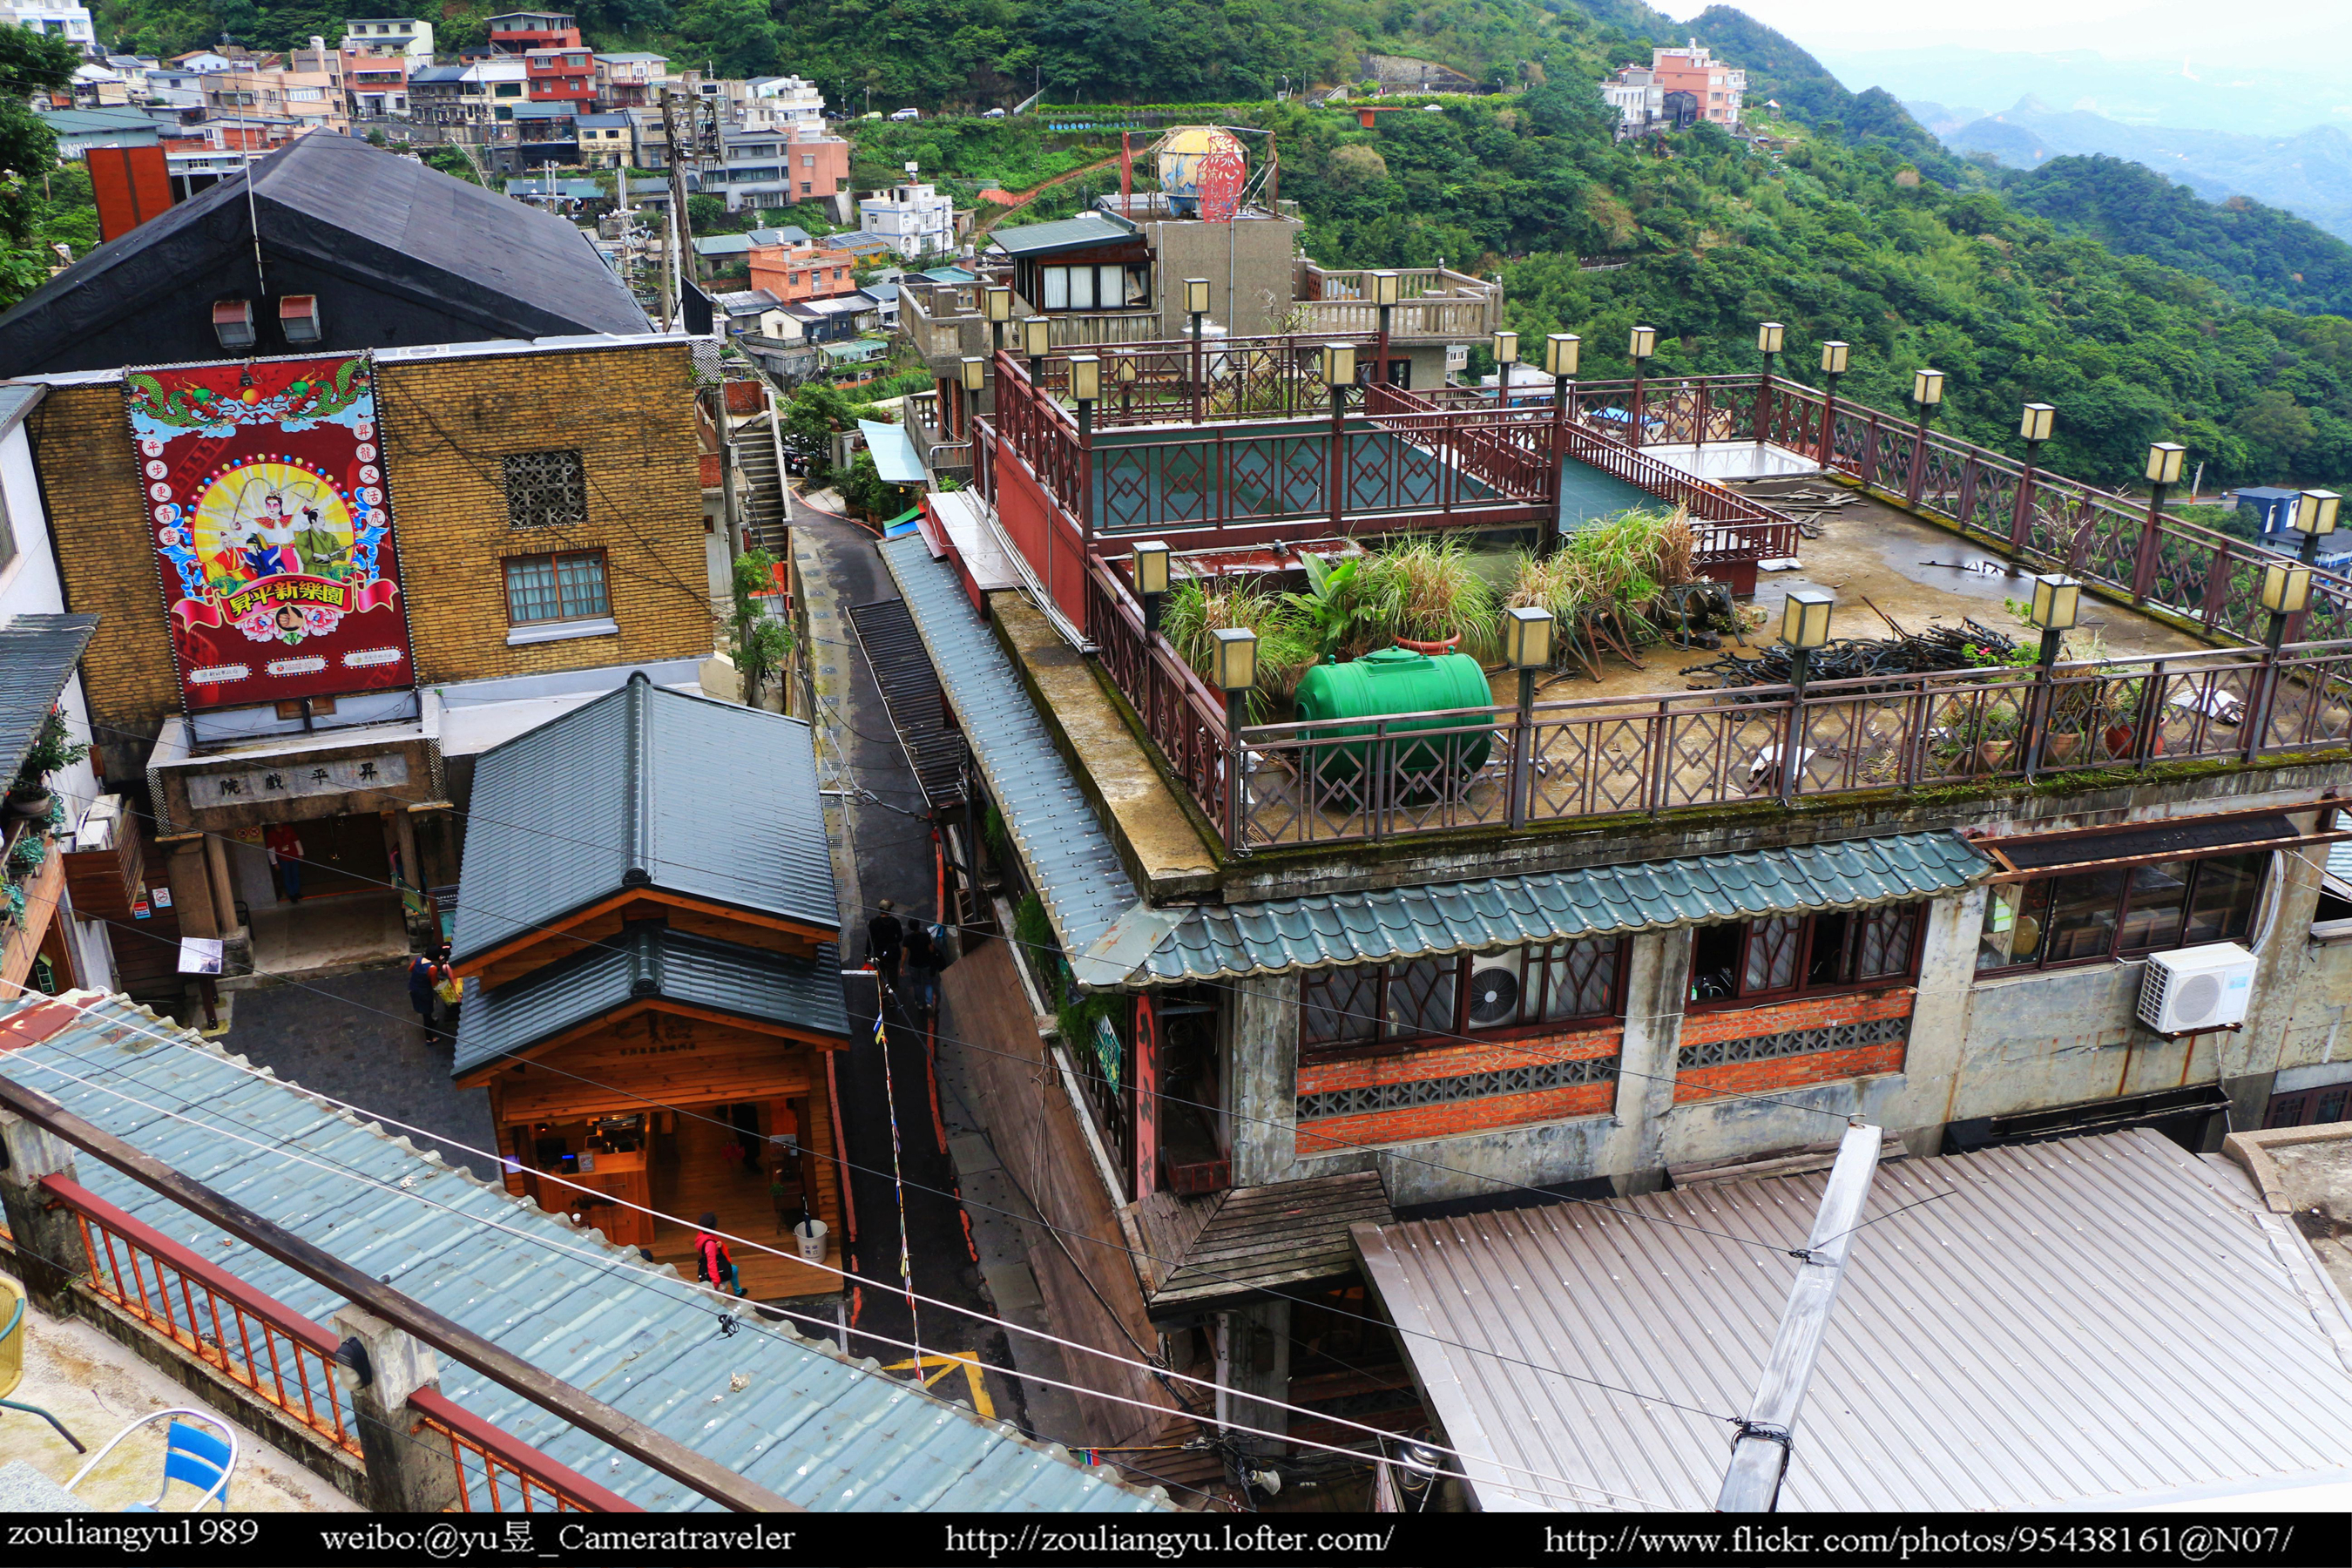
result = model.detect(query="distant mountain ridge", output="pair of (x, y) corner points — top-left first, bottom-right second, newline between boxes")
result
(1931, 97), (2352, 241)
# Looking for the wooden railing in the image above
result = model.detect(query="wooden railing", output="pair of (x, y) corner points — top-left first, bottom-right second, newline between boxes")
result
(409, 1387), (641, 1513)
(44, 1174), (362, 1459)
(1294, 264), (1504, 342)
(40, 1175), (638, 1511)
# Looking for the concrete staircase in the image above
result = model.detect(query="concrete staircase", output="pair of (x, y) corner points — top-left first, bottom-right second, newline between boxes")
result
(734, 414), (790, 555)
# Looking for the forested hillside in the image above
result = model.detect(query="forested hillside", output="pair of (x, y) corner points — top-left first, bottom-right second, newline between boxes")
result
(1991, 156), (2352, 319)
(53, 0), (2352, 493)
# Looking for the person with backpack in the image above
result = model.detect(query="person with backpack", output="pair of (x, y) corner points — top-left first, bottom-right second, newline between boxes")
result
(902, 919), (940, 1021)
(693, 1212), (747, 1297)
(868, 899), (904, 988)
(406, 949), (439, 1036)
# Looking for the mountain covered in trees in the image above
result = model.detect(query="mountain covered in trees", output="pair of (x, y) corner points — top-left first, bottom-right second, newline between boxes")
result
(49, 0), (2352, 492)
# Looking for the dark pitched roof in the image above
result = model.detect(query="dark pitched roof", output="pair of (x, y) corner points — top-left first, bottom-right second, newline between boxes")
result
(0, 132), (648, 375)
(452, 672), (839, 961)
(453, 924), (850, 1074)
(0, 615), (98, 785)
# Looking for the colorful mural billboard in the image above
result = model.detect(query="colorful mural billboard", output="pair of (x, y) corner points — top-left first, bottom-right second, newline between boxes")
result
(127, 355), (411, 712)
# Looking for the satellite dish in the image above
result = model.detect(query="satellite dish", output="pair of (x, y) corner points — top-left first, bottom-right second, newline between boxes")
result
(1467, 965), (1518, 1024)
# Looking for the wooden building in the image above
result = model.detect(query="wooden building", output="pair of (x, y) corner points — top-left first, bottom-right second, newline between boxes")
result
(449, 672), (851, 1300)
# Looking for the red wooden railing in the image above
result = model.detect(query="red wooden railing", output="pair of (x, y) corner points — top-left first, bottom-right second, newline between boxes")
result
(40, 1175), (638, 1511)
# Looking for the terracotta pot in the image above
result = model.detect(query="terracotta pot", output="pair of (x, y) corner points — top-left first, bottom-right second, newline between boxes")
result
(1972, 740), (2015, 774)
(2103, 725), (2166, 760)
(2043, 732), (2082, 764)
(1393, 633), (1462, 656)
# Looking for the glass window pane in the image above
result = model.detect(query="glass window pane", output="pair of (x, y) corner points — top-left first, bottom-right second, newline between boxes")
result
(2044, 868), (2128, 963)
(2185, 853), (2265, 946)
(1689, 923), (1740, 1001)
(1742, 916), (1801, 994)
(1067, 266), (1094, 309)
(2117, 862), (2193, 953)
(1384, 958), (1456, 1039)
(1531, 939), (1618, 1022)
(1806, 911), (1850, 988)
(1979, 881), (2053, 970)
(505, 556), (561, 622)
(1301, 966), (1378, 1049)
(555, 553), (609, 618)
(1856, 904), (1920, 978)
(1042, 267), (1069, 309)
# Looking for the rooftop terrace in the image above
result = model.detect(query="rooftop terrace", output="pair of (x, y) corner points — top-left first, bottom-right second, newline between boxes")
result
(954, 348), (2352, 861)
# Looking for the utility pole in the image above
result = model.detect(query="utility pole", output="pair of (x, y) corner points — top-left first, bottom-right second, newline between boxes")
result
(1715, 1122), (1882, 1512)
(661, 89), (700, 326)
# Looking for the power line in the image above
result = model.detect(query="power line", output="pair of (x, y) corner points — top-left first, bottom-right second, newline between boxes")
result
(4, 997), (1680, 1512)
(36, 747), (1839, 1258)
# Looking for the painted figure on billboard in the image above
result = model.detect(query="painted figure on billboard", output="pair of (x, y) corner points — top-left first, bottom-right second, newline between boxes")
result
(127, 355), (413, 712)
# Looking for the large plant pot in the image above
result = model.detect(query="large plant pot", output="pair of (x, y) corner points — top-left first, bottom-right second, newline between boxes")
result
(1393, 633), (1462, 656)
(2043, 732), (2082, 765)
(2103, 725), (2166, 760)
(6, 789), (50, 821)
(1971, 740), (2015, 775)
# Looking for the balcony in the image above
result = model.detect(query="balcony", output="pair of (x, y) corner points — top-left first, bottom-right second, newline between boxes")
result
(1293, 263), (1504, 343)
(970, 356), (2352, 855)
(899, 272), (1165, 372)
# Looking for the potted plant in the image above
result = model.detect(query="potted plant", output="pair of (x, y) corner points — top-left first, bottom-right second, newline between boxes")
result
(8, 709), (87, 821)
(1161, 577), (1316, 717)
(1364, 534), (1498, 657)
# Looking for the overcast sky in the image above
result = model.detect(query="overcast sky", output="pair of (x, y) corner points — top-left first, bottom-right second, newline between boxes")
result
(1653, 0), (2350, 64)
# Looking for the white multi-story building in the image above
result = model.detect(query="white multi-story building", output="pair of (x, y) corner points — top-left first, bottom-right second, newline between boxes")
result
(4, 0), (95, 47)
(859, 180), (955, 260)
(1600, 65), (1663, 133)
(339, 17), (434, 58)
(716, 75), (826, 135)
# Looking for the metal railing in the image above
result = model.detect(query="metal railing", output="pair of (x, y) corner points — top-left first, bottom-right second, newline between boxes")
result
(1085, 558), (1233, 841)
(1570, 370), (2352, 650)
(38, 1175), (632, 1511)
(409, 1387), (640, 1513)
(44, 1174), (362, 1461)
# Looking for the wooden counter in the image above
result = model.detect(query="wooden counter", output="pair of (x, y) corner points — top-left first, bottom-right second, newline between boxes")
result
(544, 1147), (653, 1248)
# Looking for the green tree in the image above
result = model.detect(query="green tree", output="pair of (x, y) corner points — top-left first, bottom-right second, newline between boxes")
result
(727, 549), (793, 707)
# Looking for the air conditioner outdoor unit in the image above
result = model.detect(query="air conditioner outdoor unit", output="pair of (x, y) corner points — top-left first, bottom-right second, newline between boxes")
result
(1464, 950), (1524, 1030)
(2137, 942), (2256, 1035)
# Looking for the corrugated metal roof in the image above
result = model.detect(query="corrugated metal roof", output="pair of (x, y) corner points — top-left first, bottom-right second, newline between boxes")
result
(878, 534), (1132, 956)
(1352, 1130), (2352, 1512)
(1134, 831), (1987, 987)
(452, 925), (849, 1077)
(845, 597), (966, 814)
(985, 214), (1136, 256)
(452, 672), (838, 962)
(0, 996), (1167, 1511)
(0, 614), (97, 787)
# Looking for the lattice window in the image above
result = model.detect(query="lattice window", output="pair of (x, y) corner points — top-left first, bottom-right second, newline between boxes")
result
(1743, 916), (1802, 994)
(1854, 905), (1919, 979)
(1526, 940), (1620, 1024)
(503, 449), (589, 530)
(1301, 965), (1380, 1049)
(1383, 957), (1456, 1039)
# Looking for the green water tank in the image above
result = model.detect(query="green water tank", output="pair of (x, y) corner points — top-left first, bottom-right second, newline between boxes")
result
(1292, 646), (1495, 793)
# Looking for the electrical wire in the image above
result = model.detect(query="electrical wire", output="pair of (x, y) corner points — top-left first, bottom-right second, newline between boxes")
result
(2, 998), (1680, 1513)
(33, 742), (1847, 1258)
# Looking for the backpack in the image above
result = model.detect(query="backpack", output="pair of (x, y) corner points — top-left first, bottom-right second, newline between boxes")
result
(926, 923), (956, 970)
(694, 1233), (721, 1283)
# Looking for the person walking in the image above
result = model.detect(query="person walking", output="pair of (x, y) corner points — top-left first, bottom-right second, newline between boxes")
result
(406, 948), (439, 1036)
(264, 822), (306, 903)
(430, 945), (462, 1037)
(902, 918), (941, 1024)
(867, 898), (904, 991)
(693, 1212), (747, 1297)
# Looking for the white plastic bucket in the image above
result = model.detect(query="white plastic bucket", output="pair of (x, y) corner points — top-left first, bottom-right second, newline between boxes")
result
(794, 1218), (828, 1262)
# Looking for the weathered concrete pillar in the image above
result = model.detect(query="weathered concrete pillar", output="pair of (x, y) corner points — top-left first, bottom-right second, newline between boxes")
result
(1226, 973), (1299, 1187)
(2221, 843), (2328, 1139)
(0, 1111), (85, 1318)
(1218, 1298), (1291, 1452)
(328, 1303), (463, 1513)
(1894, 889), (1982, 1157)
(1605, 927), (1690, 1193)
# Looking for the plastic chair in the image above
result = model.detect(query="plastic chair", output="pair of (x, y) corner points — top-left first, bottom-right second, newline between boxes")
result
(0, 1278), (84, 1453)
(64, 1409), (237, 1511)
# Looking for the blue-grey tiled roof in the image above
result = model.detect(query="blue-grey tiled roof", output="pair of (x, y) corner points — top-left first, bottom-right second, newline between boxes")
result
(0, 996), (1166, 1511)
(1137, 831), (1990, 985)
(454, 925), (851, 1076)
(0, 613), (96, 787)
(452, 672), (838, 961)
(878, 534), (1133, 956)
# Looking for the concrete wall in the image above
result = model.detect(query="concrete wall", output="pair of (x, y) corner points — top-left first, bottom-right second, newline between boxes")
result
(1139, 215), (1301, 340)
